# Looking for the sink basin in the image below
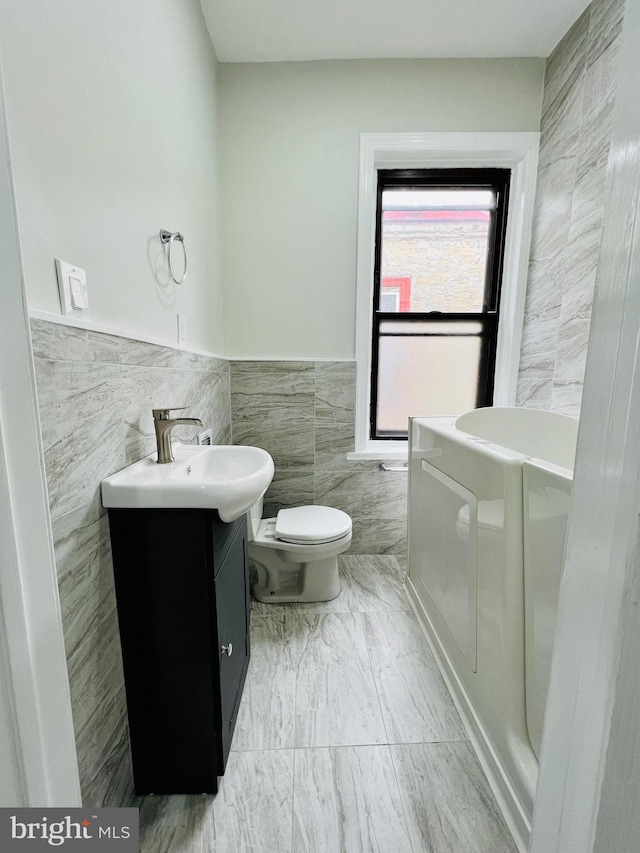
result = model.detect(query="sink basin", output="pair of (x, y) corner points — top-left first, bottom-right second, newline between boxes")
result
(101, 443), (275, 522)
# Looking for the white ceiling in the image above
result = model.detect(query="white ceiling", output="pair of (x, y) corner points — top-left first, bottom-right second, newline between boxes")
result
(200, 0), (591, 63)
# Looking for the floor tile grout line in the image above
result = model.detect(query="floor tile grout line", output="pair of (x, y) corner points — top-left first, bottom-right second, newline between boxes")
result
(359, 609), (394, 750)
(347, 566), (419, 748)
(230, 732), (471, 755)
(291, 606), (303, 753)
(290, 747), (297, 853)
(385, 742), (418, 853)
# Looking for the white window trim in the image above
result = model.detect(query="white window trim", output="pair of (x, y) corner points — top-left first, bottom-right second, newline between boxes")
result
(349, 131), (540, 461)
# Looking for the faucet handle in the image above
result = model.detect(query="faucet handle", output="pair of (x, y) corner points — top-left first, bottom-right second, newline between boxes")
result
(152, 407), (187, 421)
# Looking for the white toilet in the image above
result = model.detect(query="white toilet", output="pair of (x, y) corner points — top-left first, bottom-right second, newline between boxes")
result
(247, 498), (352, 603)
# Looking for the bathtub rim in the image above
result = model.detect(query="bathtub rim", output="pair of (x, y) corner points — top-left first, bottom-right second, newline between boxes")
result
(455, 406), (579, 469)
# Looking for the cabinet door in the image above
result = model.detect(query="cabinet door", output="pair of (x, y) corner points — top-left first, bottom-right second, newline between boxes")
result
(109, 509), (219, 794)
(214, 522), (250, 771)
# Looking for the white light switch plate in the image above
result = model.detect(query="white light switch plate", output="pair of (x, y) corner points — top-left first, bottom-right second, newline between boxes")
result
(55, 258), (89, 317)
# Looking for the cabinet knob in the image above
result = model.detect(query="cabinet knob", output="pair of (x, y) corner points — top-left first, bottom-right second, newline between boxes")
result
(221, 643), (233, 657)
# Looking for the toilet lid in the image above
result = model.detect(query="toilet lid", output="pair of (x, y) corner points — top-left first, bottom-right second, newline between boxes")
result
(275, 506), (352, 544)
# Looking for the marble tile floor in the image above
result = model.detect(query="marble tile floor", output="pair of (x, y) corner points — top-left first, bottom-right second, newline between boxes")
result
(136, 555), (516, 852)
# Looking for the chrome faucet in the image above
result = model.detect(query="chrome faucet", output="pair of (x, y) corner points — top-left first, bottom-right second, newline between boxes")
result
(152, 407), (203, 464)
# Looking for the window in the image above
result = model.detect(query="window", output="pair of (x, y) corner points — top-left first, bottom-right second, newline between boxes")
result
(370, 169), (510, 439)
(351, 132), (540, 459)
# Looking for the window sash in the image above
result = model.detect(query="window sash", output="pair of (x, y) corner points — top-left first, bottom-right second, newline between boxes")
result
(369, 168), (510, 441)
(370, 312), (498, 438)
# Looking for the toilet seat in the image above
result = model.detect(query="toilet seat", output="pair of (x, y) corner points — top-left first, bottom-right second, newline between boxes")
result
(275, 505), (352, 545)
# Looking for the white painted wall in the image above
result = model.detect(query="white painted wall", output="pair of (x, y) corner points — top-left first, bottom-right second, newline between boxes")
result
(0, 0), (223, 354)
(219, 59), (544, 358)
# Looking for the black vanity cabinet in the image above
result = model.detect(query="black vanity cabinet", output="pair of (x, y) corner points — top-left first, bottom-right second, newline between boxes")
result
(107, 508), (250, 795)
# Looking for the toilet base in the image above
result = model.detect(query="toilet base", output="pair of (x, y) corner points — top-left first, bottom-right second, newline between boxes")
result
(251, 550), (341, 603)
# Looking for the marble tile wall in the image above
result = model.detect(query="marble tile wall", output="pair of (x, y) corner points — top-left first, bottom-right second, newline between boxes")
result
(517, 0), (625, 417)
(230, 361), (408, 555)
(30, 318), (231, 807)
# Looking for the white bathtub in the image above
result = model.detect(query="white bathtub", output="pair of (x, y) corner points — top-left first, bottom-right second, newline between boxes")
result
(407, 407), (578, 851)
(522, 456), (573, 760)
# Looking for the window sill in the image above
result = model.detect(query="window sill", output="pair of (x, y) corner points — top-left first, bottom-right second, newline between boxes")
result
(347, 443), (408, 462)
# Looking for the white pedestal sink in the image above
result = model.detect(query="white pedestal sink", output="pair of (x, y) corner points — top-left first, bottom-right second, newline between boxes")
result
(101, 443), (274, 522)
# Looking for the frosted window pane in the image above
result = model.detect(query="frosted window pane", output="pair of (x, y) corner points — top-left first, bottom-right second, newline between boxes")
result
(376, 332), (482, 429)
(379, 188), (493, 313)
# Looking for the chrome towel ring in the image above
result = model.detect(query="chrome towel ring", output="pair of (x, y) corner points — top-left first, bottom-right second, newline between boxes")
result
(160, 229), (188, 285)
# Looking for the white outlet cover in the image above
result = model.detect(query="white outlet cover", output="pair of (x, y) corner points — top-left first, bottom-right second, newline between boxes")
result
(197, 428), (213, 446)
(55, 258), (89, 317)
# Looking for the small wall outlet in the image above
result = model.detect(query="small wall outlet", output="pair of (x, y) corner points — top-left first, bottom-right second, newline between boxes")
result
(197, 428), (213, 446)
(177, 313), (187, 344)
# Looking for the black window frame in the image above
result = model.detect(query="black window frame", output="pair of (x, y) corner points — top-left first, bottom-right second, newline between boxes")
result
(370, 167), (511, 440)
